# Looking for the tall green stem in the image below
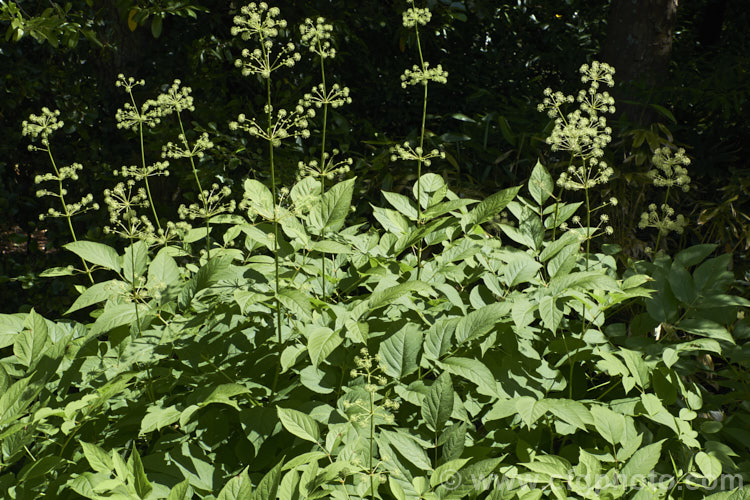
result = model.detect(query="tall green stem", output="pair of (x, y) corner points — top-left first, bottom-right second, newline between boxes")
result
(46, 145), (94, 284)
(414, 18), (428, 280)
(127, 216), (142, 338)
(259, 38), (283, 395)
(585, 187), (591, 271)
(176, 112), (211, 258)
(654, 185), (672, 255)
(318, 50), (329, 301)
(128, 91), (162, 232)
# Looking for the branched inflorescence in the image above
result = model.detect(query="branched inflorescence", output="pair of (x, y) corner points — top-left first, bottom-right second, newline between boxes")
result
(178, 184), (236, 221)
(102, 181), (154, 240)
(115, 75), (165, 132)
(231, 2), (300, 79)
(344, 348), (399, 488)
(156, 79), (195, 114)
(300, 83), (351, 109)
(23, 109), (98, 251)
(299, 16), (336, 59)
(538, 61), (619, 251)
(297, 149), (353, 182)
(230, 104), (315, 147)
(647, 147), (691, 191)
(400, 62), (448, 88)
(22, 107), (64, 146)
(538, 62), (616, 191)
(401, 3), (431, 27)
(114, 161), (170, 181)
(390, 142), (445, 167)
(33, 163), (99, 220)
(639, 203), (687, 236)
(162, 133), (214, 160)
(639, 147), (691, 244)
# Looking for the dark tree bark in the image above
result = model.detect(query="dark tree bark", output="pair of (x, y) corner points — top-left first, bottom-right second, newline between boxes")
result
(602, 0), (679, 126)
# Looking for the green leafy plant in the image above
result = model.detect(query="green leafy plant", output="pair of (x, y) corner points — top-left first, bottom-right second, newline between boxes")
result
(2, 2), (749, 499)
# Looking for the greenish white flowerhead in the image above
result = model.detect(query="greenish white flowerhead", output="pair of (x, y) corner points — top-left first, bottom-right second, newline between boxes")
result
(639, 203), (687, 235)
(232, 3), (300, 79)
(648, 147), (691, 192)
(115, 75), (165, 132)
(230, 103), (315, 147)
(390, 142), (445, 167)
(400, 62), (448, 88)
(301, 83), (352, 109)
(156, 79), (195, 115)
(162, 133), (214, 160)
(297, 149), (353, 182)
(402, 0), (432, 28)
(22, 107), (64, 147)
(299, 17), (336, 59)
(538, 61), (616, 191)
(102, 181), (154, 240)
(178, 184), (235, 221)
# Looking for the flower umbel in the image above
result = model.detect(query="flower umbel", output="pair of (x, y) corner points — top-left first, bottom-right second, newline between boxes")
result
(231, 2), (300, 78)
(155, 79), (196, 115)
(299, 17), (336, 59)
(639, 203), (687, 236)
(115, 75), (165, 132)
(400, 62), (448, 88)
(178, 184), (236, 221)
(391, 142), (445, 167)
(34, 163), (99, 220)
(402, 2), (432, 27)
(22, 108), (63, 146)
(300, 83), (352, 109)
(102, 181), (154, 240)
(648, 147), (691, 191)
(297, 149), (353, 182)
(230, 104), (315, 147)
(162, 133), (214, 160)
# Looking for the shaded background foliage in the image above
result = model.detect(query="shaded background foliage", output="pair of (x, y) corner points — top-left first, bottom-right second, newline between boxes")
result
(1, 0), (749, 315)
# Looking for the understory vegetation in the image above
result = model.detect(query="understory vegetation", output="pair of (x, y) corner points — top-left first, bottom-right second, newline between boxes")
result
(1, 2), (749, 499)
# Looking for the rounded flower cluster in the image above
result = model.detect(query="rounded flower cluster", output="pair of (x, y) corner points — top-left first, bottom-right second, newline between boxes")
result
(400, 62), (448, 88)
(103, 181), (155, 240)
(230, 104), (315, 147)
(300, 83), (352, 109)
(22, 108), (64, 146)
(579, 61), (616, 88)
(162, 133), (214, 160)
(299, 17), (336, 58)
(648, 147), (691, 192)
(114, 161), (170, 180)
(297, 149), (353, 181)
(155, 79), (195, 115)
(639, 203), (687, 235)
(402, 3), (432, 27)
(178, 184), (235, 221)
(231, 2), (286, 40)
(231, 3), (300, 79)
(391, 142), (445, 167)
(537, 89), (575, 117)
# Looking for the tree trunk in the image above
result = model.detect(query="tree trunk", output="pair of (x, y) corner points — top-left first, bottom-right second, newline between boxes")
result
(602, 0), (679, 126)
